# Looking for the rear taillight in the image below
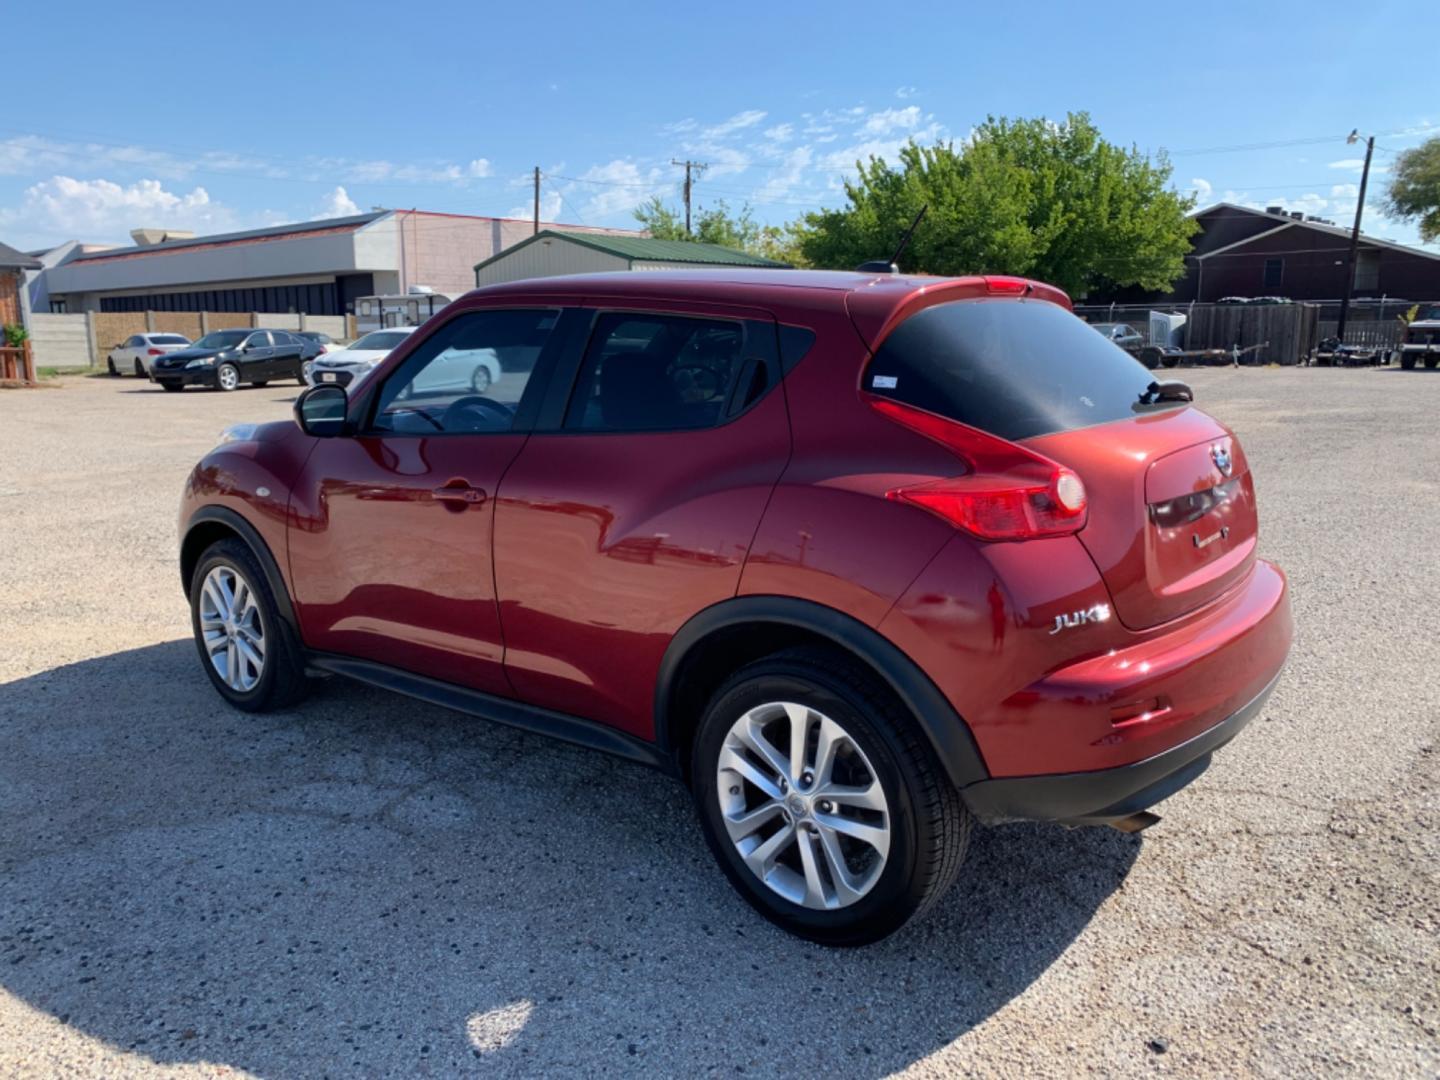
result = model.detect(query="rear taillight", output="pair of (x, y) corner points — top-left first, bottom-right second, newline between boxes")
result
(868, 396), (1087, 541)
(982, 275), (1031, 295)
(147, 348), (164, 356)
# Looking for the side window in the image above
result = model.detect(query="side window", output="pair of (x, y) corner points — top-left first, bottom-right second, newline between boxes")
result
(370, 308), (558, 436)
(244, 332), (272, 349)
(564, 313), (749, 432)
(126, 335), (144, 348)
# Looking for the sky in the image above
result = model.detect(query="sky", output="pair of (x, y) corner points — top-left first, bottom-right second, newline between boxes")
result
(4, 0), (1437, 253)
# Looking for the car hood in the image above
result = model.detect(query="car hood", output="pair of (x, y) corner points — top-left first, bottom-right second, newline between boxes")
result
(314, 348), (388, 367)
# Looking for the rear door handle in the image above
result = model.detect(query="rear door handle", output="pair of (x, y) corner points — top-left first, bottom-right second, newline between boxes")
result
(432, 483), (486, 506)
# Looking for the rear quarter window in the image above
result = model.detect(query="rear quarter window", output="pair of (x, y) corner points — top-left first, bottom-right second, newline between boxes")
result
(865, 298), (1170, 440)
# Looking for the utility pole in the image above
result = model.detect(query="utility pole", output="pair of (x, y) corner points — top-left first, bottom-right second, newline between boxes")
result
(1336, 129), (1375, 345)
(670, 158), (708, 235)
(533, 166), (541, 236)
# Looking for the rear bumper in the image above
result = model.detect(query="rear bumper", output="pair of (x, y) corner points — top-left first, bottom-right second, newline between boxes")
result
(960, 667), (1282, 825)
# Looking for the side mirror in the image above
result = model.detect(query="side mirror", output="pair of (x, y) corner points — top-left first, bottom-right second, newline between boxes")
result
(294, 384), (349, 437)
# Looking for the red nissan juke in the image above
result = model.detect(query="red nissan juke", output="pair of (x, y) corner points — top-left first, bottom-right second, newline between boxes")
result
(178, 269), (1292, 944)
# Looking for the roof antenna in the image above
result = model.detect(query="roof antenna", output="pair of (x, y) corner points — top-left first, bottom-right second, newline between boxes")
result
(856, 204), (928, 274)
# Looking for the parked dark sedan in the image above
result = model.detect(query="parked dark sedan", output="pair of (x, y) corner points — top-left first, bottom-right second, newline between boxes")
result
(151, 330), (323, 392)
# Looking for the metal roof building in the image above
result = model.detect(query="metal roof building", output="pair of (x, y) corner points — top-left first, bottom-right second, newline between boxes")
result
(41, 212), (639, 316)
(473, 230), (787, 287)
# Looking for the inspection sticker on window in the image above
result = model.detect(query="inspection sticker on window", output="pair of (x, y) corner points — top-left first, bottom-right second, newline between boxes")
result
(872, 375), (898, 389)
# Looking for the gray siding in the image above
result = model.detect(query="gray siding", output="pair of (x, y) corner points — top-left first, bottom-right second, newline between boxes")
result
(474, 241), (627, 287)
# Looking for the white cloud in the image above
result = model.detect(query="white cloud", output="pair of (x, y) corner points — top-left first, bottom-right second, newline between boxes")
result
(895, 86), (918, 99)
(1327, 158), (1389, 175)
(1190, 177), (1213, 200)
(315, 185), (360, 218)
(763, 123), (794, 143)
(703, 110), (768, 140)
(753, 146), (814, 203)
(0, 175), (241, 246)
(1329, 182), (1359, 198)
(860, 106), (922, 137)
(572, 159), (668, 220)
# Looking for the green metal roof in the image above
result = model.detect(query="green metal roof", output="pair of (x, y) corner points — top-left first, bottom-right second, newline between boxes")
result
(474, 229), (787, 273)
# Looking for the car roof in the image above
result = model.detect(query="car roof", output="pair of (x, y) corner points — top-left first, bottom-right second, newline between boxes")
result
(460, 268), (1071, 339)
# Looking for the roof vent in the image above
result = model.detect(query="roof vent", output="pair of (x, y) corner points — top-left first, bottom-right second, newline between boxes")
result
(130, 227), (195, 247)
(1265, 205), (1284, 215)
(1289, 211), (1304, 220)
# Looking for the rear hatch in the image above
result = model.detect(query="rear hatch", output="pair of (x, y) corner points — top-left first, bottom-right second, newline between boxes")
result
(858, 295), (1257, 630)
(1029, 410), (1257, 628)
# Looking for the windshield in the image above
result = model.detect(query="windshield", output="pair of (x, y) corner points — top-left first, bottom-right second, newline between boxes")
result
(865, 298), (1177, 441)
(353, 331), (412, 352)
(192, 331), (249, 350)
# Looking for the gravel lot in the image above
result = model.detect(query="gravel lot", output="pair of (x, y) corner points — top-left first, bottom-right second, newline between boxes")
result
(1, 368), (1437, 1079)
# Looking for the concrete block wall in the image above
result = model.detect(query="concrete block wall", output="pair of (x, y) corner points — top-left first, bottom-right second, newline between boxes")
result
(29, 313), (93, 368)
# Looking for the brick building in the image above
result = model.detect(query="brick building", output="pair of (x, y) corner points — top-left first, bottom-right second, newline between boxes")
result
(1091, 203), (1440, 305)
(0, 241), (42, 329)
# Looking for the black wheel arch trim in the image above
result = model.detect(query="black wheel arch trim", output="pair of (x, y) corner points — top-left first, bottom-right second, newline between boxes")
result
(654, 595), (990, 787)
(181, 505), (299, 637)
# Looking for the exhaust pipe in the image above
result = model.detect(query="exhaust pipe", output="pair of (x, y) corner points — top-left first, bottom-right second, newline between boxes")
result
(1109, 810), (1161, 834)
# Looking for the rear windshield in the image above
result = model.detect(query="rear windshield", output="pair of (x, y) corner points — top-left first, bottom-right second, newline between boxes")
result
(150, 334), (190, 344)
(865, 298), (1173, 440)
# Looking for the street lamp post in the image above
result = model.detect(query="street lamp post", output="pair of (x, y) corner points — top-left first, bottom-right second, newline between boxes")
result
(1335, 128), (1375, 345)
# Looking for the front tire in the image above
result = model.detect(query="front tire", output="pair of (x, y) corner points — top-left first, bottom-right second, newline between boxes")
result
(691, 648), (971, 945)
(216, 362), (240, 391)
(189, 538), (309, 712)
(107, 357), (119, 376)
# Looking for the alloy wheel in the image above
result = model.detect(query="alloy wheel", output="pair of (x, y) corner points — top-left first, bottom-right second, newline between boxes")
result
(716, 701), (891, 910)
(217, 364), (239, 391)
(197, 565), (266, 692)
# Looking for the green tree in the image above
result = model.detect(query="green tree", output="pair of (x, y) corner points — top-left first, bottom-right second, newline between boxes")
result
(632, 196), (803, 263)
(1384, 135), (1440, 243)
(791, 112), (1197, 296)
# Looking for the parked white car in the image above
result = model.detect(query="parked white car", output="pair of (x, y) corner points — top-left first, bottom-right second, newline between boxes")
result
(107, 333), (193, 377)
(304, 327), (503, 395)
(304, 328), (416, 388)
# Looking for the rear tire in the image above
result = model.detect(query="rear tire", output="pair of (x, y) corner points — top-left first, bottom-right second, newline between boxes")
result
(1400, 352), (1416, 370)
(162, 382), (184, 392)
(189, 538), (309, 712)
(1426, 354), (1438, 370)
(252, 380), (269, 388)
(690, 647), (971, 945)
(107, 358), (119, 376)
(133, 359), (145, 377)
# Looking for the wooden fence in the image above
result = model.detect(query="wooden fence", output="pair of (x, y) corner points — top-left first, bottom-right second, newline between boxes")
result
(0, 341), (36, 384)
(1182, 304), (1320, 365)
(1317, 320), (1403, 349)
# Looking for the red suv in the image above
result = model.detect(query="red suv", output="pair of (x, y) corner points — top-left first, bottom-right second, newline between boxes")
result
(178, 269), (1291, 944)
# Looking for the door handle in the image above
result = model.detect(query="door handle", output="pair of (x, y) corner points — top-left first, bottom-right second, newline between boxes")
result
(432, 482), (486, 507)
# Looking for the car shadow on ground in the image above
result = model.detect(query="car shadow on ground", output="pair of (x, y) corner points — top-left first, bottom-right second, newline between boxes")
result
(0, 642), (1139, 1077)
